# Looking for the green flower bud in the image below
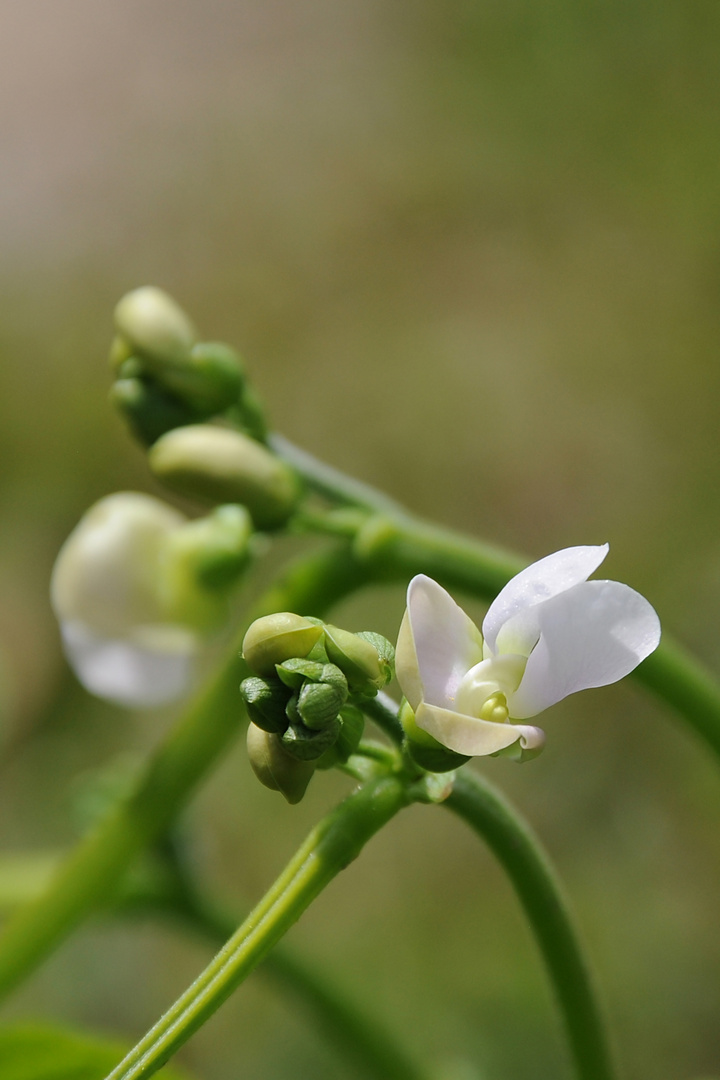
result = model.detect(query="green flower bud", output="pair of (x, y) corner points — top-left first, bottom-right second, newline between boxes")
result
(148, 425), (301, 530)
(240, 676), (290, 734)
(110, 377), (198, 446)
(323, 625), (393, 694)
(246, 724), (315, 804)
(114, 287), (196, 368)
(242, 613), (324, 676)
(315, 705), (365, 769)
(400, 700), (469, 773)
(281, 716), (341, 761)
(175, 342), (244, 415)
(297, 677), (348, 730)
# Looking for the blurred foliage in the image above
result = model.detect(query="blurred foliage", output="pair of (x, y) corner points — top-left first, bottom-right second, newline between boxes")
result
(1, 1), (720, 1078)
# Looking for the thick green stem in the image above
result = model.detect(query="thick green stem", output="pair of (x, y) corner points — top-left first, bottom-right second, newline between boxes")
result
(0, 544), (367, 1001)
(446, 770), (615, 1080)
(0, 849), (432, 1080)
(106, 773), (410, 1080)
(165, 886), (429, 1080)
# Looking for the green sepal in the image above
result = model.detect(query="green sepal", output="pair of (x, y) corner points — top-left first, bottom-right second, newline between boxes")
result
(315, 705), (365, 769)
(240, 677), (291, 734)
(172, 341), (245, 415)
(116, 356), (144, 380)
(281, 717), (341, 761)
(355, 631), (395, 686)
(185, 505), (253, 590)
(276, 657), (326, 690)
(225, 382), (269, 441)
(400, 700), (470, 773)
(323, 625), (390, 694)
(110, 376), (198, 446)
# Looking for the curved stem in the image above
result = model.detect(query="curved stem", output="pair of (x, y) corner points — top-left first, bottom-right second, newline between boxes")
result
(163, 888), (431, 1080)
(269, 433), (405, 515)
(361, 692), (405, 746)
(0, 543), (369, 1001)
(0, 848), (432, 1080)
(106, 773), (410, 1080)
(446, 770), (615, 1080)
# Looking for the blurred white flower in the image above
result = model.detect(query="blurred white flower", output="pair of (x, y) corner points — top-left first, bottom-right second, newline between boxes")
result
(395, 545), (661, 760)
(51, 492), (248, 707)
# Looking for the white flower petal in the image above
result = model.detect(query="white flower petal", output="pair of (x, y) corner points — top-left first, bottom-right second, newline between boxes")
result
(395, 610), (423, 710)
(483, 545), (609, 656)
(60, 621), (196, 708)
(416, 701), (544, 758)
(396, 575), (483, 710)
(51, 492), (184, 636)
(508, 579), (661, 718)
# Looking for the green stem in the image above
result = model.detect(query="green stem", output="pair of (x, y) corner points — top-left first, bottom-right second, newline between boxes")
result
(0, 544), (369, 1001)
(106, 773), (410, 1080)
(0, 850), (429, 1080)
(162, 891), (430, 1080)
(280, 435), (720, 763)
(446, 770), (615, 1080)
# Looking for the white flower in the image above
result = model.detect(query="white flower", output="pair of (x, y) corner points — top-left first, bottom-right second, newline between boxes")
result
(395, 545), (661, 760)
(51, 492), (238, 708)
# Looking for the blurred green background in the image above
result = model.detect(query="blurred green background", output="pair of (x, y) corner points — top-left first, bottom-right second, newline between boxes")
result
(1, 2), (720, 1077)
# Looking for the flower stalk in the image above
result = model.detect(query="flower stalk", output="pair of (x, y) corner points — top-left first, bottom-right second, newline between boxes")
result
(445, 770), (616, 1080)
(105, 772), (410, 1080)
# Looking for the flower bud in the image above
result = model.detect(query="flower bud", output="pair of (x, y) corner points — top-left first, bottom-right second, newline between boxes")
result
(281, 715), (341, 761)
(148, 425), (301, 530)
(315, 705), (365, 769)
(323, 625), (393, 694)
(242, 613), (324, 676)
(399, 700), (470, 773)
(110, 377), (198, 446)
(246, 723), (315, 804)
(175, 342), (244, 415)
(297, 677), (348, 730)
(240, 677), (291, 734)
(114, 287), (196, 369)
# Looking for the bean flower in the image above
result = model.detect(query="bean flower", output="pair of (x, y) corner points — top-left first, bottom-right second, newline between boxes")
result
(395, 545), (661, 761)
(51, 492), (250, 707)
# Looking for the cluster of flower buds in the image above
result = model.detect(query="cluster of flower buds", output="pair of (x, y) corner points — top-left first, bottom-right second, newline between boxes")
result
(241, 613), (395, 803)
(108, 287), (301, 532)
(110, 286), (264, 442)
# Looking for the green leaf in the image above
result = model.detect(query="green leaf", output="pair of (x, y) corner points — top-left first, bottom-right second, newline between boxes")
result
(0, 1023), (191, 1080)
